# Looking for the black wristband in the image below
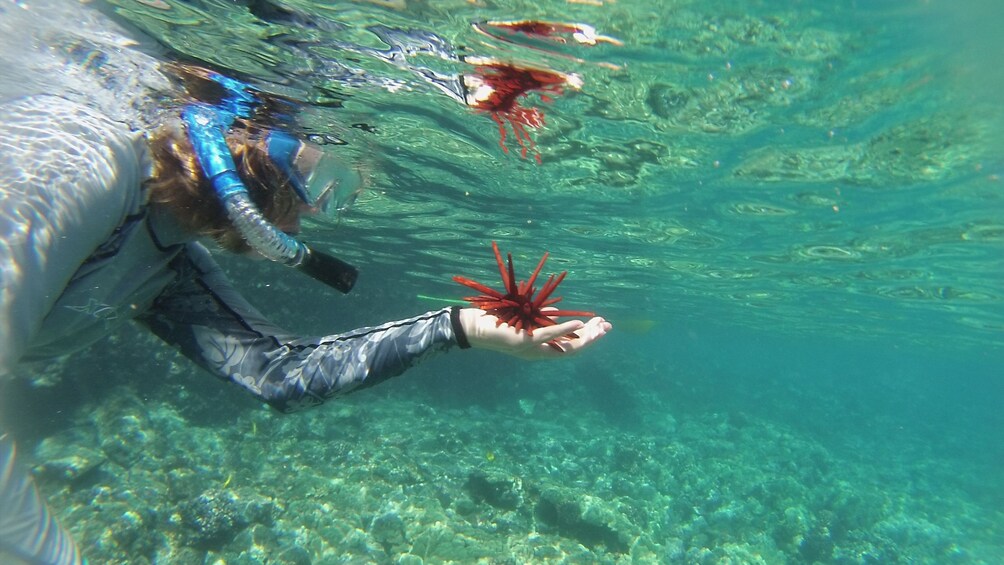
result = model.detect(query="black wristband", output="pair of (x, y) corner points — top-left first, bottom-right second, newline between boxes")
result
(450, 306), (471, 349)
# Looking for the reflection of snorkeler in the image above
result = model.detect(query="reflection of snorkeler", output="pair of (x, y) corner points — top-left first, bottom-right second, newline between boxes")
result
(0, 1), (612, 562)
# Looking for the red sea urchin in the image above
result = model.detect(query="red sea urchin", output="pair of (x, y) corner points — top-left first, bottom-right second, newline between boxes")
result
(453, 241), (595, 335)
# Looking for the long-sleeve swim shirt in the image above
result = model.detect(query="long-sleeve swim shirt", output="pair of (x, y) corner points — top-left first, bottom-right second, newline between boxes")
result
(0, 0), (466, 410)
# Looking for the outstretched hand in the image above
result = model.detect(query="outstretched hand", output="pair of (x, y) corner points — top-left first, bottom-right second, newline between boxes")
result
(458, 307), (612, 360)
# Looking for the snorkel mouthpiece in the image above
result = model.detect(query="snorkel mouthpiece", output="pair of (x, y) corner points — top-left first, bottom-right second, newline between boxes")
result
(301, 248), (358, 294)
(181, 93), (357, 293)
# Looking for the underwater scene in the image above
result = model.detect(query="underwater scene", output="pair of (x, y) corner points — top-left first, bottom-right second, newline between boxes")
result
(2, 0), (1003, 563)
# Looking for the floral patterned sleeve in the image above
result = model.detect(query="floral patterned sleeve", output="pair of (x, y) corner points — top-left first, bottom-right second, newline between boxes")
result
(138, 243), (462, 412)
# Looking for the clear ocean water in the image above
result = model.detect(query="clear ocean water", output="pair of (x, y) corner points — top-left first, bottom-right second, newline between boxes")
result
(4, 0), (1003, 563)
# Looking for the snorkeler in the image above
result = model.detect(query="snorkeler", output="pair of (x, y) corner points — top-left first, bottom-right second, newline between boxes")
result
(0, 1), (611, 563)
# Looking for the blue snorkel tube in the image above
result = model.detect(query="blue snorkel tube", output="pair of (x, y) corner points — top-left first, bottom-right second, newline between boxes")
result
(181, 74), (358, 294)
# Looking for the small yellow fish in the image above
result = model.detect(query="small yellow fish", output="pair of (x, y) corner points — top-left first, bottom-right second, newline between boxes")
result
(618, 319), (657, 335)
(223, 473), (233, 488)
(485, 451), (496, 462)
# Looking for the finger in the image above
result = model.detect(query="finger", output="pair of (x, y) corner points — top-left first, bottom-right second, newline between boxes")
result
(556, 318), (609, 351)
(578, 318), (610, 338)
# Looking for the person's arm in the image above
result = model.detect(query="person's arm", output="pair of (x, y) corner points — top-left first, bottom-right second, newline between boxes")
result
(140, 243), (610, 412)
(0, 95), (148, 375)
(0, 434), (82, 565)
(139, 243), (451, 412)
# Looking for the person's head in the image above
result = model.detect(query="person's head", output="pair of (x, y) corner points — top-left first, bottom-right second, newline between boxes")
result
(145, 65), (362, 293)
(145, 125), (301, 254)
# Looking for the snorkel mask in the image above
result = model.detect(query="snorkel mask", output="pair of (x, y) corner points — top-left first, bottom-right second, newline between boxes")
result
(181, 72), (358, 293)
(267, 131), (362, 220)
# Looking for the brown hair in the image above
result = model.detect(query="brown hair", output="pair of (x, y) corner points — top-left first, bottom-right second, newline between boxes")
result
(145, 126), (301, 253)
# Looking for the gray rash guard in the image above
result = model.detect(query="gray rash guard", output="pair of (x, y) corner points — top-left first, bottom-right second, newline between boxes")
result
(0, 93), (462, 410)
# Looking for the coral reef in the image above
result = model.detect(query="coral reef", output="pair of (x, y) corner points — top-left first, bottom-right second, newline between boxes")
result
(8, 330), (998, 564)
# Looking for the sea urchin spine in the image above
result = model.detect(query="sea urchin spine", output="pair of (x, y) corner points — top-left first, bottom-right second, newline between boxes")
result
(453, 241), (594, 335)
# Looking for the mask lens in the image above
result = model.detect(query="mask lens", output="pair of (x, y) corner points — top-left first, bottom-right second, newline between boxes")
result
(291, 142), (362, 219)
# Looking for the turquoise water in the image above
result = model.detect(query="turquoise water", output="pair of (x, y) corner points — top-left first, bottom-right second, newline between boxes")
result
(7, 0), (1004, 562)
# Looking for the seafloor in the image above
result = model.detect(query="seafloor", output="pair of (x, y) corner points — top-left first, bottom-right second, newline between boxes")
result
(5, 322), (999, 565)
